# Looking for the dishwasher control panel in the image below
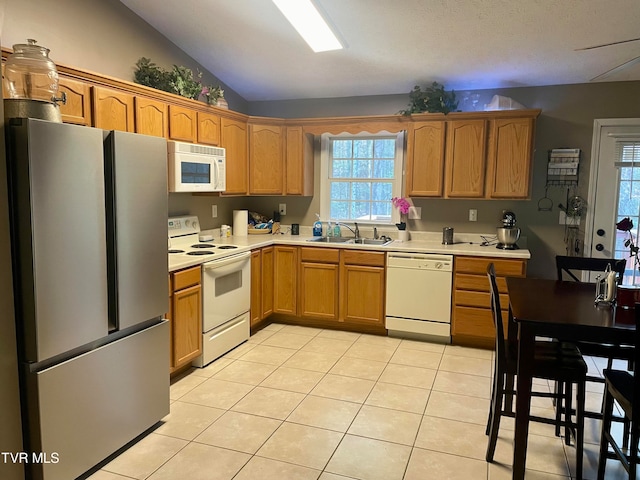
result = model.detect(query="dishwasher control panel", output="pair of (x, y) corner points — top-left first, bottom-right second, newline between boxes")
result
(386, 252), (453, 271)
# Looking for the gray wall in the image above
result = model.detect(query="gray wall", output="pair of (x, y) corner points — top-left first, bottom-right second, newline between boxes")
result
(0, 0), (26, 477)
(3, 0), (248, 113)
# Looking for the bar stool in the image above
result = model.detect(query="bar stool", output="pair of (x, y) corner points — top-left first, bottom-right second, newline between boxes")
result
(597, 303), (640, 480)
(486, 263), (588, 478)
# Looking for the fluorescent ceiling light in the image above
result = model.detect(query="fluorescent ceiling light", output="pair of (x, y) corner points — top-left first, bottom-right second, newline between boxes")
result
(273, 0), (342, 53)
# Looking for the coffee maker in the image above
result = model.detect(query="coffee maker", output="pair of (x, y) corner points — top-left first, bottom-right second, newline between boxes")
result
(496, 210), (520, 250)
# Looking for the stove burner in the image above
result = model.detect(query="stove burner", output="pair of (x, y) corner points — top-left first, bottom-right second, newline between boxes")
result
(186, 250), (214, 256)
(168, 249), (185, 254)
(191, 243), (215, 248)
(217, 245), (238, 249)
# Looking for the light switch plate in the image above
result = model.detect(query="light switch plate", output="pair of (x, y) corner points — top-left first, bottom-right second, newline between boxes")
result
(211, 205), (218, 218)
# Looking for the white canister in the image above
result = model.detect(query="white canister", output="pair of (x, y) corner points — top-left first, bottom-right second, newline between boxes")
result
(397, 230), (409, 242)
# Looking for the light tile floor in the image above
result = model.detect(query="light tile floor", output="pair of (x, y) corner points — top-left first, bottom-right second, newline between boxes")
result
(86, 324), (633, 480)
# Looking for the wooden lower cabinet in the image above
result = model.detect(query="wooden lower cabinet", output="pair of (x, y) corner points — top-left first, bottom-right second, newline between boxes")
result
(250, 247), (274, 328)
(274, 246), (297, 315)
(169, 266), (202, 372)
(299, 247), (339, 321)
(339, 250), (386, 330)
(452, 256), (527, 348)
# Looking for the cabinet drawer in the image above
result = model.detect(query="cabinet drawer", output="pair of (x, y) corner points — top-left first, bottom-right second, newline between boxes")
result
(454, 290), (509, 310)
(452, 306), (508, 338)
(300, 247), (340, 263)
(173, 266), (201, 291)
(341, 250), (385, 267)
(455, 256), (526, 276)
(454, 273), (508, 293)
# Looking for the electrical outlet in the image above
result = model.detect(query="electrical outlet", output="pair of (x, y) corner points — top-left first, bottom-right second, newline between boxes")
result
(279, 203), (287, 215)
(211, 205), (217, 218)
(408, 206), (421, 219)
(469, 209), (477, 222)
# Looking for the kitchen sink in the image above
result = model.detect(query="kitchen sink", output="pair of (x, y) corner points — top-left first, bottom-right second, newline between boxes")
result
(352, 238), (393, 246)
(306, 236), (354, 243)
(306, 237), (393, 246)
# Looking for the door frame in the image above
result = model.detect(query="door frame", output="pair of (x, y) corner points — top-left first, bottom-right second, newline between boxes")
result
(585, 118), (640, 258)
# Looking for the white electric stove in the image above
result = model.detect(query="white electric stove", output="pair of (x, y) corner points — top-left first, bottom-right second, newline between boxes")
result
(168, 216), (251, 367)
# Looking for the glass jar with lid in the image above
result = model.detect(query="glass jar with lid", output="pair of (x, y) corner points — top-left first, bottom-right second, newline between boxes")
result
(4, 39), (60, 103)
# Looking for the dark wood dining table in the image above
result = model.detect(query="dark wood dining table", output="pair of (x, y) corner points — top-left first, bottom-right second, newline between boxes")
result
(506, 277), (636, 479)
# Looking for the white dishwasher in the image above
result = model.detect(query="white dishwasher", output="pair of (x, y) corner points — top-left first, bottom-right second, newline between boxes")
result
(385, 252), (453, 342)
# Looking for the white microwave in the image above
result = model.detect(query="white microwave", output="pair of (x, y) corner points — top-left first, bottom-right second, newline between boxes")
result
(168, 141), (226, 192)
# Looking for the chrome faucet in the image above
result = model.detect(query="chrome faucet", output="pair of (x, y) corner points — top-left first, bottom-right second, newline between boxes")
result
(336, 222), (360, 239)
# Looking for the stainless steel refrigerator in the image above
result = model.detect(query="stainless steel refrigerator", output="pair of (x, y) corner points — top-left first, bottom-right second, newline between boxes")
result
(6, 118), (170, 480)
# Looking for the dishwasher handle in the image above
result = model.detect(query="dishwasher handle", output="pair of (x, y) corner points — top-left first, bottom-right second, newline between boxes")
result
(387, 252), (453, 271)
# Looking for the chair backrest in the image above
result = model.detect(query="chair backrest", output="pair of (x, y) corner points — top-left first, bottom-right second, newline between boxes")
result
(487, 263), (507, 365)
(555, 255), (626, 285)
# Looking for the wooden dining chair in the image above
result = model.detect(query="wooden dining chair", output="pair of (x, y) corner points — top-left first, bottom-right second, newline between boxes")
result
(486, 263), (588, 479)
(597, 303), (640, 480)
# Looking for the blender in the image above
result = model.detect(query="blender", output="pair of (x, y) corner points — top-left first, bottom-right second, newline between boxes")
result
(496, 210), (520, 250)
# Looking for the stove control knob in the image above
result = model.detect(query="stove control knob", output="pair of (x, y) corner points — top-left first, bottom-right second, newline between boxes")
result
(595, 243), (604, 252)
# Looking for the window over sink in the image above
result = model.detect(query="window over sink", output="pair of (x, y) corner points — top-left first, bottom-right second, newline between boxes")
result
(319, 132), (404, 225)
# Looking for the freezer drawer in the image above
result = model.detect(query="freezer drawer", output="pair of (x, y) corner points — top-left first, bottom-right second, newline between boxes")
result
(25, 321), (169, 480)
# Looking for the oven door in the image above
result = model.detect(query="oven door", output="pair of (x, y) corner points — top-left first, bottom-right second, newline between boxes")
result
(202, 251), (251, 332)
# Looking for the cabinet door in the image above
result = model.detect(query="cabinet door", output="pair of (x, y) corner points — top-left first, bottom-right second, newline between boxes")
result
(220, 117), (248, 195)
(405, 121), (445, 196)
(487, 117), (534, 199)
(273, 246), (297, 315)
(249, 123), (284, 195)
(339, 264), (385, 327)
(135, 97), (168, 138)
(197, 111), (221, 146)
(285, 126), (314, 196)
(261, 247), (274, 319)
(168, 105), (197, 143)
(445, 119), (487, 198)
(172, 284), (202, 367)
(300, 262), (339, 320)
(250, 250), (262, 326)
(92, 86), (134, 132)
(58, 77), (91, 125)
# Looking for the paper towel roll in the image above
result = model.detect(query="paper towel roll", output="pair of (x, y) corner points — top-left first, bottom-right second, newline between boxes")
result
(233, 210), (248, 236)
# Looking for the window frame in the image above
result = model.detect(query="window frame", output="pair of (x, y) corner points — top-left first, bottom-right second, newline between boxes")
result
(319, 131), (405, 225)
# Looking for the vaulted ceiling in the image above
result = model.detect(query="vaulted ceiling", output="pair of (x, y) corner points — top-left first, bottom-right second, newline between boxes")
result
(119, 0), (640, 101)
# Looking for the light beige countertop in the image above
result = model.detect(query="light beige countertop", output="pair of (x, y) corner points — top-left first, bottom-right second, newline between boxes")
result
(169, 227), (530, 273)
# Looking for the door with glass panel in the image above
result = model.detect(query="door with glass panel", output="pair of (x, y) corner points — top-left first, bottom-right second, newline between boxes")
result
(587, 119), (640, 284)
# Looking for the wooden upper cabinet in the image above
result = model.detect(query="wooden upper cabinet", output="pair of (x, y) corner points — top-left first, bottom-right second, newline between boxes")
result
(58, 77), (91, 125)
(92, 86), (134, 132)
(445, 119), (487, 198)
(285, 126), (314, 196)
(168, 105), (197, 143)
(197, 111), (221, 145)
(135, 97), (168, 138)
(405, 121), (446, 197)
(486, 117), (535, 199)
(220, 117), (248, 195)
(249, 123), (284, 195)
